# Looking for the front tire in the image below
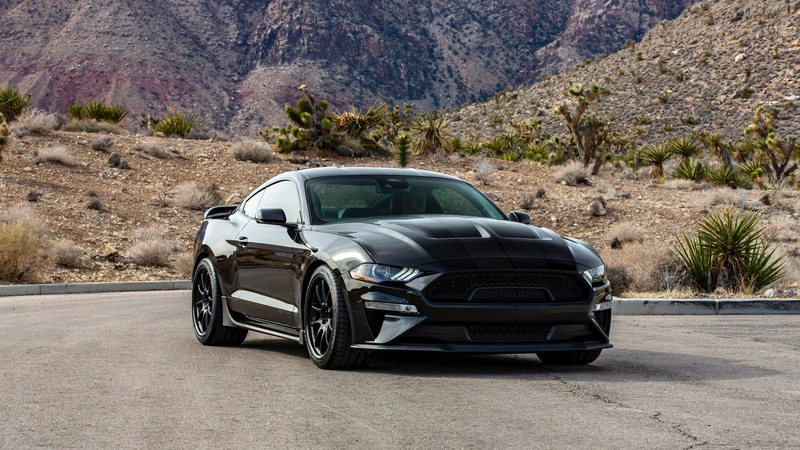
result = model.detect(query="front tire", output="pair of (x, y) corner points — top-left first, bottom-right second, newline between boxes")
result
(304, 265), (370, 370)
(192, 258), (248, 346)
(537, 309), (611, 365)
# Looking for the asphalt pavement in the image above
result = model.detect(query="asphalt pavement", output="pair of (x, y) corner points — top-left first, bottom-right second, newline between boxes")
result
(1, 291), (799, 449)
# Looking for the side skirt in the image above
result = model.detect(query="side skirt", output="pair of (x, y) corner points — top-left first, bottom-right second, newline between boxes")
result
(222, 296), (302, 343)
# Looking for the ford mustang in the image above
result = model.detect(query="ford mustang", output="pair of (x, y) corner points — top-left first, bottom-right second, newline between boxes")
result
(191, 167), (612, 369)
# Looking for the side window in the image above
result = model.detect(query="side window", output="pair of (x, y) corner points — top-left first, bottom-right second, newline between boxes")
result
(258, 181), (302, 223)
(242, 189), (265, 218)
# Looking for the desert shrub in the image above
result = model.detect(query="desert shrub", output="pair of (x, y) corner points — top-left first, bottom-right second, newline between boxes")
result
(129, 227), (180, 267)
(675, 210), (785, 293)
(555, 162), (590, 186)
(0, 207), (48, 283)
(0, 86), (31, 122)
(473, 160), (494, 185)
(26, 191), (42, 202)
(150, 110), (203, 138)
(602, 242), (686, 293)
(705, 165), (750, 189)
(394, 132), (411, 167)
(608, 223), (645, 243)
(230, 141), (275, 163)
(33, 145), (77, 166)
(174, 182), (222, 210)
(672, 160), (706, 181)
(86, 197), (103, 211)
(11, 109), (58, 136)
(519, 193), (536, 210)
(410, 111), (453, 155)
(696, 188), (748, 208)
(91, 135), (113, 151)
(640, 144), (674, 182)
(51, 240), (83, 268)
(134, 142), (171, 159)
(605, 265), (632, 296)
(61, 119), (126, 134)
(173, 251), (195, 277)
(69, 101), (127, 124)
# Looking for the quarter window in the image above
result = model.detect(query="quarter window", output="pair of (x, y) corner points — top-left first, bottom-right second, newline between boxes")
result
(242, 189), (265, 218)
(258, 181), (302, 223)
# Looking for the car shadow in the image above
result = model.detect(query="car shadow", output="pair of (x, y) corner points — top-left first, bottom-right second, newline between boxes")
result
(237, 336), (778, 383)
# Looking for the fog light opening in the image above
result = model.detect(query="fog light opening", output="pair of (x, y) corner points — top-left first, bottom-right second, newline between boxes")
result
(364, 301), (418, 314)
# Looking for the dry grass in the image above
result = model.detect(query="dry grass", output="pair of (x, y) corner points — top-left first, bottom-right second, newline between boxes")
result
(174, 182), (222, 210)
(173, 251), (195, 277)
(134, 142), (171, 159)
(663, 179), (708, 191)
(695, 188), (748, 208)
(91, 135), (113, 151)
(555, 162), (590, 186)
(129, 227), (181, 267)
(33, 145), (77, 166)
(0, 207), (48, 283)
(763, 216), (799, 243)
(61, 119), (126, 134)
(51, 240), (84, 268)
(601, 241), (686, 294)
(10, 109), (58, 137)
(607, 222), (646, 243)
(473, 160), (494, 185)
(230, 140), (275, 163)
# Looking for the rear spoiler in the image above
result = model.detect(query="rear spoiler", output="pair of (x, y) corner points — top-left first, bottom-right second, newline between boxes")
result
(204, 205), (238, 220)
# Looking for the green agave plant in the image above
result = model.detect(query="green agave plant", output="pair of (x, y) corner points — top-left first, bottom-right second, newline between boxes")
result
(151, 110), (203, 138)
(676, 210), (785, 293)
(0, 86), (32, 122)
(672, 159), (706, 181)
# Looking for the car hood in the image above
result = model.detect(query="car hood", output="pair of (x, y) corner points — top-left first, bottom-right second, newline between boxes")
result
(311, 216), (601, 273)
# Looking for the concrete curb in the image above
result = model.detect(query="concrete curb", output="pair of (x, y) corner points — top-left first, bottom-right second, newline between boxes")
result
(0, 283), (798, 314)
(0, 281), (191, 297)
(613, 298), (800, 315)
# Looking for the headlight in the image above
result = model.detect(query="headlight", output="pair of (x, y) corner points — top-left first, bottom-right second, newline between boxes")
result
(582, 264), (605, 284)
(349, 264), (420, 283)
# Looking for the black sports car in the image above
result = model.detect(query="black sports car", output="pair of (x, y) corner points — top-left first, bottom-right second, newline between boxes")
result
(191, 167), (612, 369)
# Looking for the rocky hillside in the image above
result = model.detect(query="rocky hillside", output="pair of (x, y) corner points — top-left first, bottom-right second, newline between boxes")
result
(451, 0), (800, 145)
(0, 0), (695, 135)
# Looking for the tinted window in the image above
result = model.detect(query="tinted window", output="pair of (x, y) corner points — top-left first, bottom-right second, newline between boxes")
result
(258, 181), (302, 223)
(242, 189), (265, 218)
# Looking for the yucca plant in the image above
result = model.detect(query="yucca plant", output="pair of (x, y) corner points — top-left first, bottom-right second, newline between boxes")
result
(705, 165), (750, 189)
(640, 143), (674, 181)
(460, 142), (483, 156)
(676, 210), (785, 292)
(394, 132), (411, 167)
(738, 157), (765, 183)
(150, 110), (203, 138)
(410, 111), (452, 155)
(335, 103), (389, 149)
(0, 86), (32, 122)
(67, 103), (87, 120)
(668, 137), (702, 163)
(672, 159), (706, 181)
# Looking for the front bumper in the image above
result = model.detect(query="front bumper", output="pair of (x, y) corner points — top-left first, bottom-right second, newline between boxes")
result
(343, 272), (613, 353)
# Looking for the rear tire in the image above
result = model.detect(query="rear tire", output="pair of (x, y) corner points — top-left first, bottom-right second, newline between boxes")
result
(537, 309), (611, 365)
(192, 258), (248, 346)
(304, 265), (370, 370)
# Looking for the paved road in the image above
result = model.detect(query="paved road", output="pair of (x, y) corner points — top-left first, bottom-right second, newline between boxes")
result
(1, 292), (799, 449)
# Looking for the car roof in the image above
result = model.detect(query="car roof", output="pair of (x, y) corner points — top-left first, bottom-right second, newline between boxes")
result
(292, 167), (465, 182)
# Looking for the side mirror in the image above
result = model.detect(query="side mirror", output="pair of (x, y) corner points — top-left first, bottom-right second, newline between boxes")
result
(508, 211), (532, 225)
(256, 208), (287, 224)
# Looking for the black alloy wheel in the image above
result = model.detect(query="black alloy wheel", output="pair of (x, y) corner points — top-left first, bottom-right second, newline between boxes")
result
(192, 258), (248, 346)
(304, 265), (370, 370)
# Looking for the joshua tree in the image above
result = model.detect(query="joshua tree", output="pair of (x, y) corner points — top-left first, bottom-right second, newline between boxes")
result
(744, 107), (797, 185)
(554, 83), (611, 175)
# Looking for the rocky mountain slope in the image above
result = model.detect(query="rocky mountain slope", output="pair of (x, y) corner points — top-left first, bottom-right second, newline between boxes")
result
(451, 0), (800, 145)
(0, 0), (695, 135)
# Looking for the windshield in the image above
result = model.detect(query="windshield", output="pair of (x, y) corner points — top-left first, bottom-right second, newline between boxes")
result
(306, 176), (506, 224)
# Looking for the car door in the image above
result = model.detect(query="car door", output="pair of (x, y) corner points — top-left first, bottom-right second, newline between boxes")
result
(234, 180), (306, 326)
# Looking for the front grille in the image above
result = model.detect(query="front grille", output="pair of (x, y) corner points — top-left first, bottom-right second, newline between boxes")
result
(424, 272), (590, 304)
(466, 324), (552, 342)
